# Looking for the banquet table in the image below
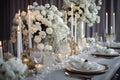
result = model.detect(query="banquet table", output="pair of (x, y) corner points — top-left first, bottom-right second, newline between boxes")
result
(26, 49), (120, 80)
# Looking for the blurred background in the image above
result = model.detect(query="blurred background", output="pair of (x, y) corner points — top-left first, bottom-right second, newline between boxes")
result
(0, 0), (120, 41)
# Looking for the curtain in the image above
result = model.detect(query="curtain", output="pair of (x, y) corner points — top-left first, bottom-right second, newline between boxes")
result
(0, 0), (120, 41)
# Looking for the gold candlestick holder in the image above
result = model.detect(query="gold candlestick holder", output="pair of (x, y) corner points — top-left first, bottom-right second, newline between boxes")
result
(26, 48), (33, 56)
(69, 37), (78, 56)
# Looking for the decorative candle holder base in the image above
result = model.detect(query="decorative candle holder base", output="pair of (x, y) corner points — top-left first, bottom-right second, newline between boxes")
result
(68, 37), (78, 56)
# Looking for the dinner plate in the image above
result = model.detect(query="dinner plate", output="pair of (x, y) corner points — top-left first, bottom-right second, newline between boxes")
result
(92, 52), (120, 57)
(65, 64), (108, 75)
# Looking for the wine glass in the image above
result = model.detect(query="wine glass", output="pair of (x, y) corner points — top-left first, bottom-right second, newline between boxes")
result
(2, 40), (14, 58)
(110, 33), (116, 42)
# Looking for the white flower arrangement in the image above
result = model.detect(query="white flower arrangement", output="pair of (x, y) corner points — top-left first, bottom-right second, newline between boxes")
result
(0, 57), (27, 80)
(63, 0), (102, 26)
(11, 2), (70, 53)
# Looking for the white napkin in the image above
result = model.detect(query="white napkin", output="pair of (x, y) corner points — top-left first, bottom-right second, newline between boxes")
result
(106, 49), (119, 54)
(69, 58), (104, 71)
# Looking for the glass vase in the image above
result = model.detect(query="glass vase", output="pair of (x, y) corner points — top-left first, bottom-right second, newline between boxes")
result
(77, 21), (85, 40)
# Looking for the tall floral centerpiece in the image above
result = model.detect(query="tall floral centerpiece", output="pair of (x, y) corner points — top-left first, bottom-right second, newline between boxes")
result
(11, 2), (69, 53)
(63, 0), (102, 39)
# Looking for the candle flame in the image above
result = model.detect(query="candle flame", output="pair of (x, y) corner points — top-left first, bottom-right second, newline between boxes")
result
(113, 12), (115, 16)
(111, 26), (112, 30)
(71, 4), (73, 8)
(106, 12), (108, 16)
(18, 9), (20, 16)
(35, 64), (43, 69)
(27, 5), (29, 10)
(0, 41), (2, 46)
(17, 26), (20, 31)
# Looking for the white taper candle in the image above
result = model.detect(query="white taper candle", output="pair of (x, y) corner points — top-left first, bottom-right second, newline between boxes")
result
(17, 26), (21, 58)
(106, 12), (108, 34)
(28, 6), (32, 48)
(0, 41), (3, 61)
(75, 14), (77, 43)
(113, 12), (115, 34)
(71, 4), (73, 37)
(18, 10), (23, 53)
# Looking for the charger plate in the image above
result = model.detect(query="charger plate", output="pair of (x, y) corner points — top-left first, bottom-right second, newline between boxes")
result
(92, 52), (120, 57)
(65, 64), (108, 75)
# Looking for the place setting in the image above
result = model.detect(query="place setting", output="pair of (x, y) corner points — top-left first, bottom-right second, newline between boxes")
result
(64, 58), (109, 80)
(91, 44), (120, 59)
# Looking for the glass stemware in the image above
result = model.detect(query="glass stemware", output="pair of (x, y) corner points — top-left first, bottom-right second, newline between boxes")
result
(2, 40), (14, 58)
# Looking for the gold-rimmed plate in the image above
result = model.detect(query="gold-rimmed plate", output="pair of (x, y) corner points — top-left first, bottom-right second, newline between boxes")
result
(92, 52), (120, 57)
(65, 64), (108, 75)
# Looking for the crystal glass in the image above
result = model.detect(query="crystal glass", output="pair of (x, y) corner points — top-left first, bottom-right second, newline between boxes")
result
(2, 40), (13, 54)
(110, 33), (116, 42)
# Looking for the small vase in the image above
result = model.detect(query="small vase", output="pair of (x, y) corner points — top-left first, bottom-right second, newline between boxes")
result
(77, 21), (85, 39)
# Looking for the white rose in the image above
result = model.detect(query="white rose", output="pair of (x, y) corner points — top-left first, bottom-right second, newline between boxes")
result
(80, 4), (85, 8)
(37, 43), (44, 50)
(41, 10), (46, 16)
(34, 11), (40, 15)
(41, 18), (47, 24)
(35, 14), (42, 21)
(36, 25), (42, 31)
(48, 15), (53, 20)
(21, 11), (26, 17)
(35, 22), (41, 26)
(96, 16), (100, 23)
(23, 29), (28, 36)
(48, 11), (54, 15)
(51, 5), (57, 12)
(67, 11), (72, 16)
(40, 5), (45, 10)
(39, 31), (46, 39)
(45, 3), (50, 8)
(34, 36), (42, 43)
(46, 21), (52, 27)
(46, 28), (53, 34)
(19, 64), (27, 74)
(30, 25), (38, 34)
(33, 2), (38, 7)
(52, 24), (57, 28)
(30, 13), (36, 21)
(44, 45), (52, 51)
(56, 11), (62, 17)
(13, 18), (19, 25)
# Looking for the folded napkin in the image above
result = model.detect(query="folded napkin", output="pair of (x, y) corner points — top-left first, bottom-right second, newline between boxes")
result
(69, 58), (104, 71)
(110, 42), (120, 47)
(106, 49), (119, 54)
(97, 47), (119, 55)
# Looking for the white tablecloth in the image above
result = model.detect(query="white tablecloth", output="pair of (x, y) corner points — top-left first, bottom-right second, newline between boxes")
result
(27, 50), (120, 80)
